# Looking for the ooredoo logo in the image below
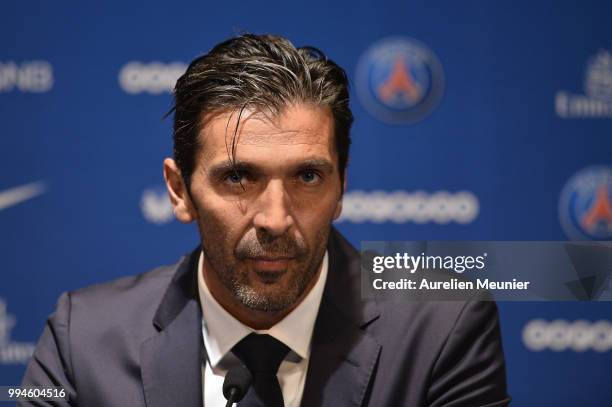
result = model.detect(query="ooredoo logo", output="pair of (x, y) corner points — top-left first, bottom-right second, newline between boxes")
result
(336, 190), (478, 224)
(355, 37), (445, 124)
(523, 319), (612, 352)
(119, 62), (187, 94)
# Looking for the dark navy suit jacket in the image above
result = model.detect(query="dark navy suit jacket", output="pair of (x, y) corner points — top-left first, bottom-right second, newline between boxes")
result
(21, 229), (511, 406)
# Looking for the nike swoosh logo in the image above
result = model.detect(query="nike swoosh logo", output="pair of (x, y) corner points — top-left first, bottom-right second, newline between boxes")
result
(0, 181), (46, 211)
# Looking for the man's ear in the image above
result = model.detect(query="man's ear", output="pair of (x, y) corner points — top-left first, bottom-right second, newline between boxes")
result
(163, 158), (197, 223)
(333, 170), (348, 220)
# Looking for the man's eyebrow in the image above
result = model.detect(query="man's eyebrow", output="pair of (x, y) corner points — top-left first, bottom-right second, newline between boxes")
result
(208, 158), (335, 177)
(296, 159), (334, 172)
(208, 161), (257, 177)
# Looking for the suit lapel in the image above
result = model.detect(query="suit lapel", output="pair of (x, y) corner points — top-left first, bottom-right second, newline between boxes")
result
(140, 249), (204, 407)
(301, 229), (381, 407)
(301, 299), (381, 407)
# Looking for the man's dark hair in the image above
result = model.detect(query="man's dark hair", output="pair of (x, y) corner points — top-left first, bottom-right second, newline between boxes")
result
(168, 33), (353, 189)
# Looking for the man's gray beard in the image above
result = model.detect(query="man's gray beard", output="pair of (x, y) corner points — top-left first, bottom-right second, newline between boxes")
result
(200, 224), (331, 312)
(233, 281), (296, 312)
(223, 258), (320, 312)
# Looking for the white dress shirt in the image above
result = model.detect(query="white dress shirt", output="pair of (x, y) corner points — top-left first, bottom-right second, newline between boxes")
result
(198, 251), (328, 407)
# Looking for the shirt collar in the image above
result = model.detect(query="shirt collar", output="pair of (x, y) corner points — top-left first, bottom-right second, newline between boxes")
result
(198, 250), (328, 368)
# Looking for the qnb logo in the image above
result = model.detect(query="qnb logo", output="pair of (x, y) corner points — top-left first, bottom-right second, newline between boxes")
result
(119, 62), (187, 94)
(555, 49), (612, 118)
(523, 319), (612, 352)
(336, 190), (478, 224)
(0, 61), (53, 93)
(141, 187), (173, 224)
(0, 299), (35, 364)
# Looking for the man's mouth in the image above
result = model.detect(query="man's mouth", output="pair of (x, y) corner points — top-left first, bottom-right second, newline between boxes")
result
(247, 257), (294, 273)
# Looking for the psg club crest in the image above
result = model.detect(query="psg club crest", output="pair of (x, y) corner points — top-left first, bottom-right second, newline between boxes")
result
(559, 166), (612, 240)
(355, 37), (444, 124)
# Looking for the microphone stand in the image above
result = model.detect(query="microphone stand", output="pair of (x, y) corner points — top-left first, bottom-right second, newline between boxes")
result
(225, 387), (239, 407)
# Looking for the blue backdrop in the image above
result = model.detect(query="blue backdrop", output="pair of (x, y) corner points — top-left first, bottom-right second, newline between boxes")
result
(2, 1), (612, 405)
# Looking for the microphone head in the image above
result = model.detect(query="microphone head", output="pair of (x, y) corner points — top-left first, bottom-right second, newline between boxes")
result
(222, 364), (252, 402)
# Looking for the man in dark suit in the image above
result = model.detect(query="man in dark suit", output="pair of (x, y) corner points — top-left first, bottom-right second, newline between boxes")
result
(22, 34), (510, 406)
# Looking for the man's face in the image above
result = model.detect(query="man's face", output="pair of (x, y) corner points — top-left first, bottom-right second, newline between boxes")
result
(187, 104), (343, 312)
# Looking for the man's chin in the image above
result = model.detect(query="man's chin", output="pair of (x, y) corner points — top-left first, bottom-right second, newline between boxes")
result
(234, 283), (298, 312)
(252, 268), (288, 285)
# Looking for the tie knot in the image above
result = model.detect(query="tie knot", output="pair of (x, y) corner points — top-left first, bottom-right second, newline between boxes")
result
(232, 333), (290, 374)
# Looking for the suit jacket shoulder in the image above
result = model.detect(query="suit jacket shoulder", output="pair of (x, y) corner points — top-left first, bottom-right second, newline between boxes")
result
(21, 252), (201, 407)
(310, 229), (510, 407)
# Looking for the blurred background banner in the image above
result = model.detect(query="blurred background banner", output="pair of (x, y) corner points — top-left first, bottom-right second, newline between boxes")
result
(1, 0), (611, 405)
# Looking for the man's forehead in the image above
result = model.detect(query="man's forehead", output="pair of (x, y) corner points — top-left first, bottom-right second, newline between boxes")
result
(198, 105), (335, 155)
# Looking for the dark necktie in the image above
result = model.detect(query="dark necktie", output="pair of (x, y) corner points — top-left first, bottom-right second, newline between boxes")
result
(231, 333), (290, 407)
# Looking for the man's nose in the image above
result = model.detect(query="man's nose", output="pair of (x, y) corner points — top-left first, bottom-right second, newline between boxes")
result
(252, 180), (294, 237)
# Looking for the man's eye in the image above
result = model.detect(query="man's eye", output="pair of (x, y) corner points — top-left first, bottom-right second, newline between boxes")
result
(224, 171), (245, 184)
(299, 170), (321, 184)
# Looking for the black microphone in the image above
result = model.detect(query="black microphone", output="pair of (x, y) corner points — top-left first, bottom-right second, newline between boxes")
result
(223, 364), (252, 407)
